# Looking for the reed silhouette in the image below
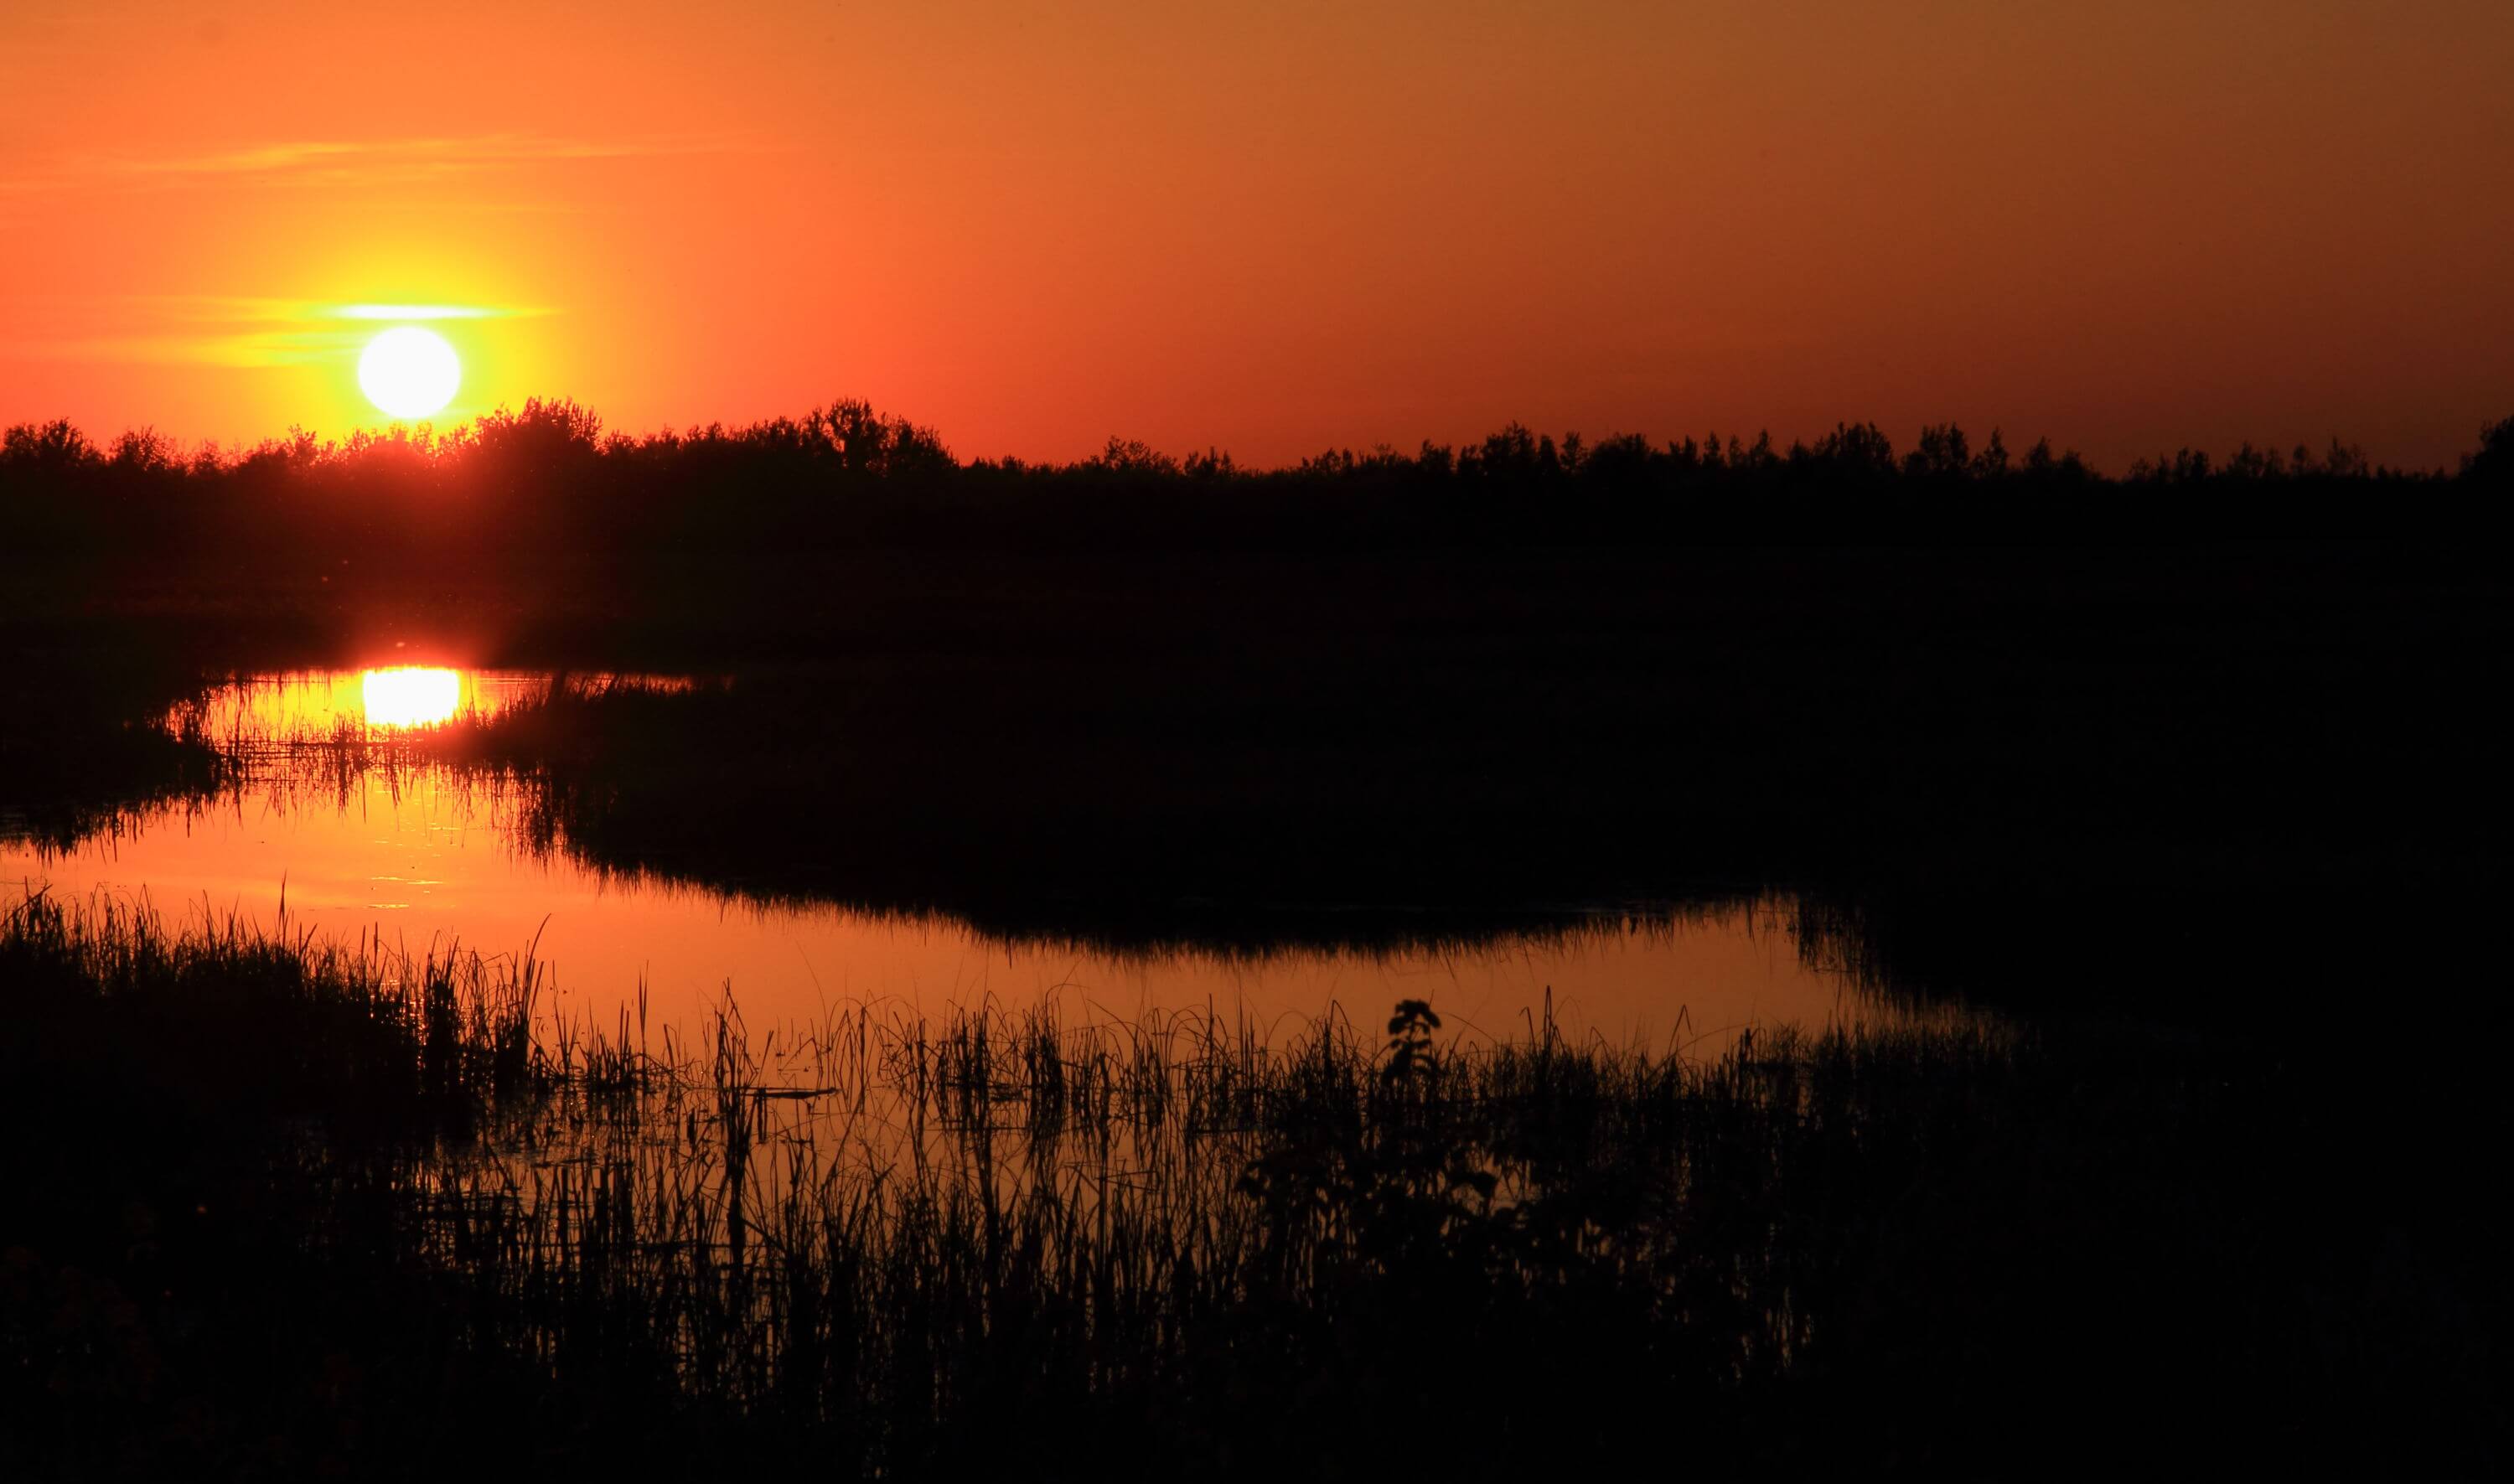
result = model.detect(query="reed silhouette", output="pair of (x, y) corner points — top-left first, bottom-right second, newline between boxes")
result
(3, 896), (2493, 1476)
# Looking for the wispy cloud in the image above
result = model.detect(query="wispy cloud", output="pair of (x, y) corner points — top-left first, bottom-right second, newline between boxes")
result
(132, 296), (551, 324)
(0, 132), (750, 195)
(332, 303), (516, 321)
(12, 334), (354, 370)
(5, 297), (554, 367)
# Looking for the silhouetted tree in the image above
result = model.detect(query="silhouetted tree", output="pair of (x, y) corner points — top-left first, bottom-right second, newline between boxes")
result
(2223, 442), (2285, 481)
(464, 397), (605, 498)
(1813, 421), (1896, 479)
(1182, 447), (1236, 481)
(106, 427), (180, 474)
(1466, 422), (1542, 481)
(1581, 432), (1655, 485)
(2461, 415), (2514, 485)
(1091, 436), (1178, 477)
(1971, 428), (2011, 479)
(0, 418), (99, 471)
(1904, 422), (1971, 479)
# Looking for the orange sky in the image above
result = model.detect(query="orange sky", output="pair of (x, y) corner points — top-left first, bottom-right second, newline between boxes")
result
(3, 1), (2509, 470)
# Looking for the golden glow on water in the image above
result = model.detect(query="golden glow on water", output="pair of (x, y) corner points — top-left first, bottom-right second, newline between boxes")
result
(360, 667), (465, 727)
(21, 670), (1948, 1057)
(3, 789), (1904, 1059)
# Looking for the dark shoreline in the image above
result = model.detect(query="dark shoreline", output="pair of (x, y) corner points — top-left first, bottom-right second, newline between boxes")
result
(6, 532), (2506, 1002)
(4, 473), (2507, 1471)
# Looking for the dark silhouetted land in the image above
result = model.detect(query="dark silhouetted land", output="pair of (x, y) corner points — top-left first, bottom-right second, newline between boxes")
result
(3, 402), (2509, 1475)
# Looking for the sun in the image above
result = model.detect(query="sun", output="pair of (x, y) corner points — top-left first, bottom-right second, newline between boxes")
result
(357, 326), (461, 420)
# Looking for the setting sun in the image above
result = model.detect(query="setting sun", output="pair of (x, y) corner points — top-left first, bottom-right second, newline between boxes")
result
(357, 326), (460, 421)
(1, 3), (2506, 1466)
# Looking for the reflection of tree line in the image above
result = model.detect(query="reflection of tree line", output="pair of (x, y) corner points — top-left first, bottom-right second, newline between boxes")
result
(3, 399), (2507, 560)
(22, 577), (2499, 1018)
(10, 677), (1886, 977)
(79, 690), (1796, 963)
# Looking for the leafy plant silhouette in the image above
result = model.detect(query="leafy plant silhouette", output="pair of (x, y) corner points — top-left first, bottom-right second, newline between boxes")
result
(1238, 1001), (1503, 1295)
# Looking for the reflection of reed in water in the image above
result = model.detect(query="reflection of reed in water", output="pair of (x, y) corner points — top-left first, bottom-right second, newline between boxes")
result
(9, 888), (2419, 1472)
(160, 667), (698, 755)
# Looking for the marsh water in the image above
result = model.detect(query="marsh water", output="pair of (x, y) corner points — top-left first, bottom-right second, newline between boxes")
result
(4, 666), (1952, 1053)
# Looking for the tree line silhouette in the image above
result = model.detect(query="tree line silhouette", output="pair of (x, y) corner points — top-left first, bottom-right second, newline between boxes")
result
(3, 398), (2506, 562)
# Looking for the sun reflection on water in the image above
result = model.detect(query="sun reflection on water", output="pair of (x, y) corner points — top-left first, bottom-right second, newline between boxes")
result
(170, 666), (699, 743)
(59, 667), (1937, 1052)
(360, 667), (465, 727)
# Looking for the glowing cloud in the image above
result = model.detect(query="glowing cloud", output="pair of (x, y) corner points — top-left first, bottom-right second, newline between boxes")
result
(332, 304), (510, 321)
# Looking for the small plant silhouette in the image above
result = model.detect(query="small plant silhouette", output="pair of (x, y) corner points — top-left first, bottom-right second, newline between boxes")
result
(1379, 997), (1442, 1089)
(1238, 1000), (1501, 1294)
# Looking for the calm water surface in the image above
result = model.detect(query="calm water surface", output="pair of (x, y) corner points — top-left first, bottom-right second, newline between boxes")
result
(5, 667), (1943, 1050)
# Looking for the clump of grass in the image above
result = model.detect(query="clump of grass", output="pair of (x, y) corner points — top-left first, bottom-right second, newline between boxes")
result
(0, 889), (554, 1143)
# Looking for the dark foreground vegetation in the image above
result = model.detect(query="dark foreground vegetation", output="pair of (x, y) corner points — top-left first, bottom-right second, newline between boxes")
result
(3, 896), (2496, 1478)
(3, 402), (2509, 1472)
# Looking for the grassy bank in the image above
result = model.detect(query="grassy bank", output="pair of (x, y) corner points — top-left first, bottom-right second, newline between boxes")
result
(3, 896), (2497, 1476)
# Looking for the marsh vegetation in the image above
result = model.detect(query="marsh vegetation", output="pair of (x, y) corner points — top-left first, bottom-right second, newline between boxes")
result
(11, 893), (2485, 1476)
(2, 405), (2507, 1472)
